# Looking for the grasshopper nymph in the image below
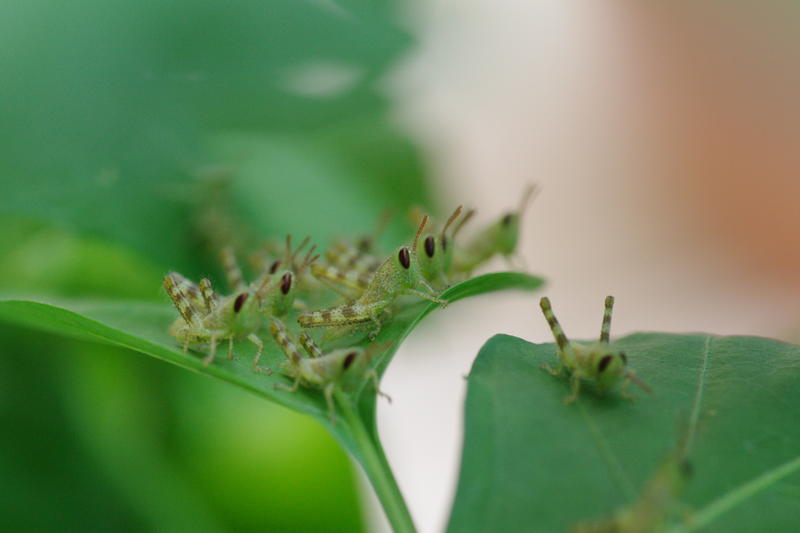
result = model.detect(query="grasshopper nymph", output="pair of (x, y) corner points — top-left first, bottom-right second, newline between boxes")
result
(452, 184), (538, 275)
(312, 205), (469, 299)
(539, 295), (651, 404)
(411, 205), (470, 288)
(298, 215), (448, 339)
(269, 318), (390, 424)
(220, 237), (318, 368)
(163, 272), (264, 367)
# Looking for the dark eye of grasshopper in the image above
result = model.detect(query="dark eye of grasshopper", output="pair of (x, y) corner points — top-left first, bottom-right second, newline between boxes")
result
(280, 273), (292, 294)
(620, 352), (628, 364)
(398, 247), (411, 269)
(424, 236), (435, 258)
(234, 292), (249, 313)
(598, 354), (613, 373)
(501, 213), (513, 227)
(343, 351), (358, 369)
(269, 260), (281, 274)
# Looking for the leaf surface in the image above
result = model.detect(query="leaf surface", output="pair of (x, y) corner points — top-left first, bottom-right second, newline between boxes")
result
(0, 273), (544, 457)
(448, 333), (800, 533)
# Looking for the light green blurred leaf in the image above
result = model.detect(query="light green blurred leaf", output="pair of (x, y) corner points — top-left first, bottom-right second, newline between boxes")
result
(0, 0), (416, 271)
(447, 334), (800, 533)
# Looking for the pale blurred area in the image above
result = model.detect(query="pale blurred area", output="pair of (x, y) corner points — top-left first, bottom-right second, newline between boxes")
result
(373, 2), (800, 531)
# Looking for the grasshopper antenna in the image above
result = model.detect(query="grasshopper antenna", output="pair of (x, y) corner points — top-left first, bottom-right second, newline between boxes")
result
(519, 183), (540, 218)
(413, 215), (429, 254)
(452, 208), (475, 239)
(298, 245), (319, 275)
(599, 295), (614, 344)
(441, 205), (463, 238)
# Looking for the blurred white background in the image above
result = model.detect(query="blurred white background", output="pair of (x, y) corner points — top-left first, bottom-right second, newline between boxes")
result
(368, 1), (800, 531)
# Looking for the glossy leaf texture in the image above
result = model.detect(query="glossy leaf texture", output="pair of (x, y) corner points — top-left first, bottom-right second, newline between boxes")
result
(448, 333), (800, 533)
(0, 273), (544, 458)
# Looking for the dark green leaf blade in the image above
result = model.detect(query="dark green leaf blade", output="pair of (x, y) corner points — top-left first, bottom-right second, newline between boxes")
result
(448, 333), (800, 533)
(0, 272), (544, 449)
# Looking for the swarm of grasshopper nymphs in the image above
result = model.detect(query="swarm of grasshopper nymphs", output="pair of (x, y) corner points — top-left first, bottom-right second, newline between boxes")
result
(164, 189), (539, 421)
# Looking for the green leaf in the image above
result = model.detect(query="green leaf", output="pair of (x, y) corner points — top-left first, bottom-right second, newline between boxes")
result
(0, 271), (544, 532)
(448, 334), (800, 533)
(0, 0), (414, 272)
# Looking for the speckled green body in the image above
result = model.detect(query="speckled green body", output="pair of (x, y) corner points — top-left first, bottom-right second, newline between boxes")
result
(298, 216), (448, 338)
(452, 184), (536, 275)
(270, 318), (385, 423)
(164, 272), (264, 366)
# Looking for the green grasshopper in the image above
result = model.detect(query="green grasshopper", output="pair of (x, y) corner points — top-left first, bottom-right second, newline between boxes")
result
(411, 205), (470, 288)
(220, 238), (318, 368)
(539, 295), (651, 404)
(246, 235), (319, 298)
(569, 425), (693, 533)
(310, 210), (396, 298)
(163, 272), (265, 367)
(451, 184), (538, 275)
(312, 205), (470, 297)
(269, 318), (390, 424)
(298, 215), (448, 339)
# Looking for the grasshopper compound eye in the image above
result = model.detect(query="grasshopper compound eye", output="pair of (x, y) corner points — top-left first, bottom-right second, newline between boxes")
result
(398, 247), (411, 269)
(280, 273), (293, 294)
(424, 236), (435, 258)
(234, 292), (249, 313)
(343, 351), (358, 369)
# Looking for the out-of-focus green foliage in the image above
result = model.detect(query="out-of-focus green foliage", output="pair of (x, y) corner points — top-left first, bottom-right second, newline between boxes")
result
(0, 0), (425, 274)
(0, 0), (432, 530)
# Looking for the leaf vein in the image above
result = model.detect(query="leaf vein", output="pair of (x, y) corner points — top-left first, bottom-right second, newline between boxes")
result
(577, 403), (636, 499)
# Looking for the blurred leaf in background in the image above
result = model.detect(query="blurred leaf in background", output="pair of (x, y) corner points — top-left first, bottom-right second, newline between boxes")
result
(0, 0), (428, 275)
(0, 0), (434, 530)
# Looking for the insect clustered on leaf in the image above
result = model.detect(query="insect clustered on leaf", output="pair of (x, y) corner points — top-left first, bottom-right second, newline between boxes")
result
(539, 295), (652, 404)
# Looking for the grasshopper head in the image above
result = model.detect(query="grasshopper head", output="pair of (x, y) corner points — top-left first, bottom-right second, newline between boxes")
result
(496, 184), (538, 256)
(211, 291), (259, 334)
(417, 206), (464, 281)
(392, 214), (430, 287)
(328, 347), (371, 390)
(593, 349), (628, 391)
(417, 231), (440, 281)
(272, 271), (296, 316)
(259, 235), (318, 317)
